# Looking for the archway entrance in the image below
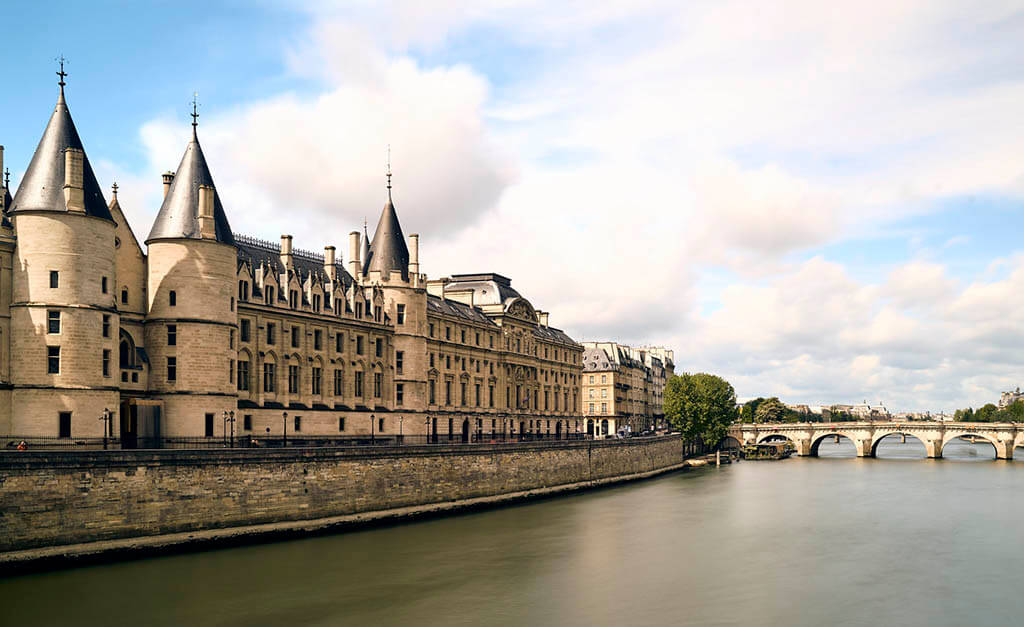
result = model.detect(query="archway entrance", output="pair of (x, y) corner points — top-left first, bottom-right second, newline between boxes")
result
(461, 419), (470, 443)
(519, 421), (525, 441)
(587, 419), (594, 436)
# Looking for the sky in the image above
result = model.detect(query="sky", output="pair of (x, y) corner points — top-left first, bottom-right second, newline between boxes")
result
(3, 0), (1024, 413)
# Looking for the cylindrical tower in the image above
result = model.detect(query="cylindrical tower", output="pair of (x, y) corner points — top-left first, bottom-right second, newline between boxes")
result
(144, 122), (237, 437)
(8, 83), (119, 436)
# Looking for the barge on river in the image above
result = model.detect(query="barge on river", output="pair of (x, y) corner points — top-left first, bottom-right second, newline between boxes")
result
(741, 441), (795, 460)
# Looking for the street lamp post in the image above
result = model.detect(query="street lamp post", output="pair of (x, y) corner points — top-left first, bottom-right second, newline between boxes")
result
(223, 410), (236, 448)
(98, 408), (111, 450)
(399, 416), (404, 445)
(282, 411), (288, 448)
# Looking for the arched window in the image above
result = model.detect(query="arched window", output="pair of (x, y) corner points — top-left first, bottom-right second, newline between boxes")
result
(121, 287), (128, 305)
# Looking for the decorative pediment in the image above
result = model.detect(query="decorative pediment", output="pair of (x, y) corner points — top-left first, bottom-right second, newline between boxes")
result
(505, 297), (537, 322)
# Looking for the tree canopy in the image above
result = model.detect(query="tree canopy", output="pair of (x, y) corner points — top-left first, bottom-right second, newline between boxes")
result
(953, 401), (1024, 423)
(664, 373), (738, 444)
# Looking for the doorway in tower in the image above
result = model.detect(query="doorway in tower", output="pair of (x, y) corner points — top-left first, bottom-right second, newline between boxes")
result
(461, 419), (470, 443)
(556, 421), (562, 439)
(120, 399), (137, 449)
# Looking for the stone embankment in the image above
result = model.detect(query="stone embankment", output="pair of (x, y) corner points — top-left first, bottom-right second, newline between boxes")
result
(0, 435), (702, 573)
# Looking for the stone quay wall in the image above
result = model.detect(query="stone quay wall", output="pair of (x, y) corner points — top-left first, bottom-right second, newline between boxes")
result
(0, 435), (683, 553)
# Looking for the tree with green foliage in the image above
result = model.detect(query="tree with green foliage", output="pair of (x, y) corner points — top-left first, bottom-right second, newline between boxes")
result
(754, 397), (789, 423)
(975, 403), (999, 422)
(740, 398), (766, 423)
(1003, 400), (1024, 422)
(664, 373), (739, 444)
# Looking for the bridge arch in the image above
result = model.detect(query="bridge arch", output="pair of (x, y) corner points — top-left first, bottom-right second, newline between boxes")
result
(718, 435), (742, 451)
(756, 433), (794, 445)
(810, 433), (857, 457)
(870, 432), (927, 458)
(941, 432), (998, 459)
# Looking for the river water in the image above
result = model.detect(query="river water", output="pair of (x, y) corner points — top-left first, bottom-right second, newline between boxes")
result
(2, 436), (1023, 627)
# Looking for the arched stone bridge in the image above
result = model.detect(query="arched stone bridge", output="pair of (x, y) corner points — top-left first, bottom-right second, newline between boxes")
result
(728, 422), (1024, 460)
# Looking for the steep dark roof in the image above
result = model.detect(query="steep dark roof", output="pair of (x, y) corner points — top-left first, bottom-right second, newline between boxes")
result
(9, 87), (113, 221)
(235, 234), (354, 291)
(146, 127), (234, 244)
(532, 324), (579, 347)
(363, 193), (409, 280)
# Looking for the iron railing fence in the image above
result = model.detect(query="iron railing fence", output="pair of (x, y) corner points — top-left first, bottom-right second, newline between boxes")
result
(2, 436), (122, 451)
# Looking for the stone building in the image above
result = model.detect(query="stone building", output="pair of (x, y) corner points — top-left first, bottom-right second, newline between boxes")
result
(580, 342), (674, 436)
(0, 75), (584, 444)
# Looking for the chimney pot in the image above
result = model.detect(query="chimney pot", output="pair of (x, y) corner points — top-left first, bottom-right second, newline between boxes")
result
(162, 171), (175, 198)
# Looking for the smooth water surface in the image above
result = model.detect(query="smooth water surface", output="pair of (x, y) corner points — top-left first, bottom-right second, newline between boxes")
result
(3, 446), (1023, 627)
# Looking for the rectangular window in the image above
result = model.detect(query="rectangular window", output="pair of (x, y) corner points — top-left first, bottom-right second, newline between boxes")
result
(121, 289), (128, 305)
(375, 338), (382, 358)
(288, 365), (299, 394)
(460, 382), (467, 406)
(601, 403), (607, 414)
(338, 417), (346, 432)
(243, 414), (252, 431)
(169, 290), (176, 307)
(379, 417), (385, 432)
(58, 412), (71, 438)
(601, 375), (607, 384)
(446, 326), (451, 340)
(312, 367), (322, 395)
(354, 371), (364, 397)
(294, 416), (302, 432)
(47, 310), (60, 334)
(229, 329), (235, 349)
(396, 383), (404, 406)
(102, 315), (110, 338)
(289, 290), (298, 309)
(313, 294), (321, 311)
(205, 413), (214, 437)
(103, 349), (111, 377)
(50, 271), (59, 289)
(356, 336), (364, 355)
(263, 363), (276, 392)
(101, 276), (108, 294)
(429, 322), (435, 337)
(229, 359), (235, 383)
(241, 319), (251, 342)
(445, 380), (452, 405)
(489, 385), (494, 408)
(167, 357), (177, 382)
(334, 369), (344, 396)
(167, 324), (177, 346)
(475, 383), (481, 407)
(461, 329), (466, 343)
(396, 351), (404, 375)
(47, 346), (60, 374)
(291, 326), (300, 348)
(429, 380), (436, 404)
(374, 372), (382, 398)
(238, 360), (250, 391)
(335, 332), (344, 353)
(314, 329), (323, 351)
(430, 353), (435, 368)
(396, 304), (405, 325)
(267, 323), (276, 344)
(489, 335), (494, 348)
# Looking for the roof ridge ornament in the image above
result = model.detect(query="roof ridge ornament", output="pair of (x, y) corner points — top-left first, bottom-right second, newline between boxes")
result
(386, 144), (392, 200)
(190, 92), (200, 136)
(111, 182), (118, 199)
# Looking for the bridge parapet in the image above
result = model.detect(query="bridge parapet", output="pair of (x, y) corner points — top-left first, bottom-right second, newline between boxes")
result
(729, 422), (1022, 460)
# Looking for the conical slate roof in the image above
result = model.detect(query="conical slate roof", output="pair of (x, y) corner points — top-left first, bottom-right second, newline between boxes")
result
(146, 127), (234, 245)
(9, 86), (113, 221)
(363, 191), (409, 280)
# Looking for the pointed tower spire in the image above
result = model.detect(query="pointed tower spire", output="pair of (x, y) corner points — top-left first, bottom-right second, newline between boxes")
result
(146, 97), (233, 244)
(362, 153), (410, 281)
(361, 216), (370, 267)
(9, 63), (112, 220)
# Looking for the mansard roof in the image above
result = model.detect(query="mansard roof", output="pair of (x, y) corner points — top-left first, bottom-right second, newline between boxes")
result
(363, 193), (409, 280)
(146, 127), (234, 244)
(532, 324), (578, 347)
(445, 273), (522, 306)
(427, 294), (497, 326)
(9, 86), (113, 221)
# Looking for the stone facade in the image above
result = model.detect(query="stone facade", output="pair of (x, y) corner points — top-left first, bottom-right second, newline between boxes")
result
(0, 435), (684, 552)
(0, 80), (584, 444)
(581, 342), (674, 435)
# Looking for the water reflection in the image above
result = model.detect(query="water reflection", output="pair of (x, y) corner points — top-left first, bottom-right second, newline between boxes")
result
(3, 458), (1024, 627)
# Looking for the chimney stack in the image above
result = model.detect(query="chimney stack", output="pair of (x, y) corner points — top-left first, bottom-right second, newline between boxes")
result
(324, 246), (337, 281)
(197, 184), (216, 239)
(279, 234), (294, 268)
(538, 311), (549, 327)
(63, 147), (85, 213)
(409, 233), (420, 276)
(349, 231), (361, 280)
(162, 171), (175, 198)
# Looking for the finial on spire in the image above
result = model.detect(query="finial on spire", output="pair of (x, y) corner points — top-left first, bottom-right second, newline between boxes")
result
(111, 182), (118, 198)
(386, 144), (392, 196)
(56, 55), (68, 87)
(191, 92), (200, 132)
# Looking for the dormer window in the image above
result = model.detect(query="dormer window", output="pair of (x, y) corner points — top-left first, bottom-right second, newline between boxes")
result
(266, 286), (275, 305)
(238, 281), (249, 302)
(289, 290), (298, 309)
